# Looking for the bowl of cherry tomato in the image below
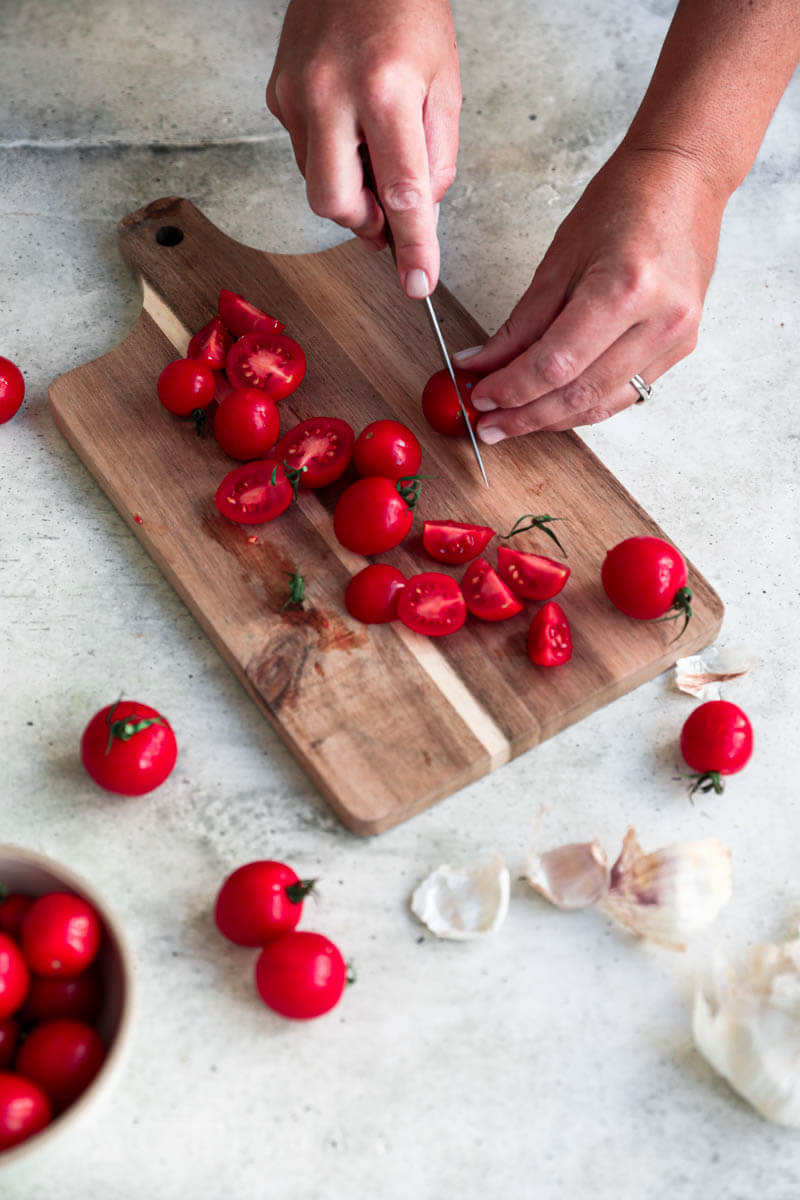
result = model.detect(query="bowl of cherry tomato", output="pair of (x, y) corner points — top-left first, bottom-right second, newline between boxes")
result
(0, 844), (134, 1161)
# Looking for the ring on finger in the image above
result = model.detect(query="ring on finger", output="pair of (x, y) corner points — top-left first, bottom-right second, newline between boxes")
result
(629, 374), (652, 404)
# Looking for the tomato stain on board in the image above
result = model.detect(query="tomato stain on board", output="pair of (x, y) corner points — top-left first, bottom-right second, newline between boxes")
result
(281, 606), (367, 654)
(131, 513), (167, 534)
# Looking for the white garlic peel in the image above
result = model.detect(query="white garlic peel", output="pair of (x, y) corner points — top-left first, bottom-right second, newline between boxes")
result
(410, 854), (510, 940)
(673, 642), (755, 699)
(525, 841), (610, 909)
(693, 937), (800, 1127)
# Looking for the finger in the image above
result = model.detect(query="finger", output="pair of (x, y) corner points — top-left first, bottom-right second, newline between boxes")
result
(304, 106), (385, 240)
(453, 259), (568, 373)
(423, 75), (461, 205)
(268, 74), (309, 176)
(538, 348), (682, 431)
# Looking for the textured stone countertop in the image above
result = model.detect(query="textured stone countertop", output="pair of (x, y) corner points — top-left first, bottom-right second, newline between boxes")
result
(1, 1), (799, 1196)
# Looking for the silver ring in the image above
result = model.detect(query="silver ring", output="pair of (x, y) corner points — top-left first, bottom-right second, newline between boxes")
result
(629, 374), (652, 404)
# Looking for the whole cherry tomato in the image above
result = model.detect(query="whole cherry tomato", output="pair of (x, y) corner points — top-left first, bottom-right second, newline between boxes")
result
(601, 536), (692, 634)
(213, 387), (280, 461)
(0, 934), (29, 1019)
(81, 699), (178, 796)
(345, 564), (406, 624)
(421, 368), (480, 437)
(334, 476), (420, 555)
(255, 931), (347, 1020)
(22, 968), (102, 1025)
(353, 420), (422, 480)
(16, 1019), (106, 1112)
(461, 558), (524, 622)
(214, 861), (315, 947)
(0, 893), (32, 938)
(527, 602), (573, 666)
(680, 700), (754, 796)
(0, 357), (25, 424)
(0, 1073), (51, 1151)
(20, 893), (101, 979)
(0, 1019), (19, 1070)
(157, 358), (216, 418)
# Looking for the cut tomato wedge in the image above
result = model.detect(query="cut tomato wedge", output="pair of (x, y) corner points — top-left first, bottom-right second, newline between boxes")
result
(226, 332), (306, 401)
(345, 564), (406, 624)
(218, 289), (285, 338)
(461, 557), (524, 622)
(527, 602), (573, 666)
(273, 417), (354, 489)
(397, 572), (467, 637)
(187, 316), (233, 370)
(214, 460), (297, 525)
(496, 546), (570, 601)
(422, 520), (495, 565)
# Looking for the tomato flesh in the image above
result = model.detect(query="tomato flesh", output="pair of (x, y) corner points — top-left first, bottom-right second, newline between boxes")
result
(213, 387), (280, 460)
(215, 459), (295, 524)
(421, 368), (480, 437)
(353, 420), (422, 480)
(345, 564), (406, 624)
(255, 931), (346, 1020)
(81, 700), (178, 796)
(422, 520), (495, 565)
(461, 557), (524, 622)
(157, 358), (216, 417)
(333, 477), (414, 555)
(215, 861), (311, 947)
(397, 572), (467, 637)
(496, 546), (570, 601)
(226, 332), (306, 400)
(274, 417), (354, 489)
(0, 356), (25, 424)
(0, 1073), (51, 1150)
(602, 536), (688, 620)
(527, 602), (573, 666)
(218, 289), (285, 338)
(187, 316), (233, 369)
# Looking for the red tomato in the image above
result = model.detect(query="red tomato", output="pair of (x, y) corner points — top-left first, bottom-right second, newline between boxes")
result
(187, 316), (233, 369)
(0, 1073), (51, 1150)
(218, 289), (285, 338)
(16, 1020), (106, 1113)
(345, 564), (406, 624)
(157, 358), (216, 417)
(214, 861), (315, 947)
(226, 332), (306, 400)
(0, 936), (28, 1020)
(680, 700), (754, 796)
(422, 520), (495, 565)
(214, 459), (300, 525)
(397, 572), (467, 637)
(0, 357), (25, 424)
(273, 417), (354, 489)
(334, 476), (418, 555)
(22, 969), (102, 1025)
(353, 420), (422, 480)
(0, 894), (32, 938)
(0, 1020), (18, 1070)
(527, 602), (573, 666)
(81, 699), (178, 796)
(20, 893), (101, 979)
(496, 546), (570, 601)
(421, 368), (480, 437)
(601, 537), (692, 632)
(213, 387), (280, 460)
(255, 931), (346, 1020)
(461, 558), (524, 622)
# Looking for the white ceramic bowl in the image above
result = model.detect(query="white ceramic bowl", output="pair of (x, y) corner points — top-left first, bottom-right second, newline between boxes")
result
(0, 844), (135, 1164)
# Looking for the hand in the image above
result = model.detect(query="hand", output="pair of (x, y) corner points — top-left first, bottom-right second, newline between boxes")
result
(266, 0), (461, 299)
(455, 146), (728, 442)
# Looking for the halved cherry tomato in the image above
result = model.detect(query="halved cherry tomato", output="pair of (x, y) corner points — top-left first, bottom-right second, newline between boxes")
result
(215, 861), (315, 947)
(218, 289), (285, 338)
(273, 417), (354, 489)
(353, 420), (422, 480)
(81, 699), (178, 796)
(461, 558), (524, 622)
(187, 316), (233, 369)
(333, 476), (419, 555)
(397, 572), (467, 637)
(422, 520), (495, 565)
(680, 700), (753, 796)
(0, 894), (32, 938)
(226, 332), (306, 401)
(215, 459), (299, 525)
(345, 564), (406, 624)
(20, 893), (101, 979)
(16, 1019), (106, 1112)
(527, 602), (573, 666)
(157, 358), (216, 417)
(421, 368), (480, 437)
(0, 1073), (51, 1150)
(213, 387), (280, 460)
(496, 546), (570, 601)
(601, 536), (692, 633)
(255, 931), (346, 1020)
(0, 1019), (18, 1070)
(0, 934), (28, 1019)
(0, 357), (25, 424)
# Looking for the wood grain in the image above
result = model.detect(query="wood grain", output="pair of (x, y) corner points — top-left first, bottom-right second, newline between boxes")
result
(48, 197), (724, 834)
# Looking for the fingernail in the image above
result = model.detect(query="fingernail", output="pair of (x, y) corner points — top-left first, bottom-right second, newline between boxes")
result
(405, 269), (430, 300)
(433, 202), (440, 228)
(471, 395), (496, 412)
(478, 425), (507, 445)
(453, 344), (484, 362)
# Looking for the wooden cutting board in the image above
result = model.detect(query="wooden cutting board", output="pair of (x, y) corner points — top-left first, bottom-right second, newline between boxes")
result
(49, 197), (723, 835)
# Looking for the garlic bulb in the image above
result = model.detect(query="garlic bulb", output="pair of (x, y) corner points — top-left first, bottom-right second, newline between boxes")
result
(410, 854), (510, 940)
(525, 841), (610, 909)
(694, 936), (800, 1126)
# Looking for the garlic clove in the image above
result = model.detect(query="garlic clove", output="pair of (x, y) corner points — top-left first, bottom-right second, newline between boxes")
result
(673, 643), (755, 699)
(410, 853), (510, 940)
(597, 827), (732, 951)
(525, 841), (610, 909)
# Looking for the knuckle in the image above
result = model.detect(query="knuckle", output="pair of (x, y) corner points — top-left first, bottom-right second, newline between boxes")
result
(306, 186), (350, 225)
(300, 59), (338, 102)
(661, 298), (701, 340)
(578, 405), (614, 426)
(380, 179), (426, 213)
(561, 375), (604, 414)
(613, 257), (655, 313)
(362, 64), (412, 111)
(536, 347), (578, 389)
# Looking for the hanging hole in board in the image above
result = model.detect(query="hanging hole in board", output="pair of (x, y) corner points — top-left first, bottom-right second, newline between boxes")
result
(155, 225), (184, 247)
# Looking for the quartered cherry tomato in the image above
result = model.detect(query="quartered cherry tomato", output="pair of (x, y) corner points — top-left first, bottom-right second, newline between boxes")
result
(22, 968), (102, 1025)
(218, 289), (285, 338)
(680, 700), (753, 796)
(345, 564), (406, 624)
(273, 417), (354, 488)
(397, 572), (467, 637)
(215, 459), (301, 525)
(213, 387), (280, 460)
(0, 1020), (18, 1070)
(0, 1073), (51, 1151)
(601, 536), (692, 633)
(157, 358), (216, 417)
(16, 1019), (106, 1113)
(461, 558), (524, 622)
(20, 893), (101, 979)
(0, 357), (25, 424)
(496, 546), (570, 601)
(187, 316), (233, 370)
(255, 931), (347, 1020)
(0, 894), (32, 938)
(0, 934), (28, 1020)
(226, 332), (306, 400)
(527, 602), (573, 666)
(215, 860), (315, 947)
(81, 699), (178, 796)
(353, 420), (422, 480)
(422, 520), (495, 565)
(421, 368), (480, 437)
(333, 476), (419, 555)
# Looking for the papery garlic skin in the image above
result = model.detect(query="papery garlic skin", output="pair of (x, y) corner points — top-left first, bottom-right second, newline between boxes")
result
(410, 853), (510, 940)
(525, 841), (610, 909)
(673, 643), (755, 699)
(694, 938), (800, 1127)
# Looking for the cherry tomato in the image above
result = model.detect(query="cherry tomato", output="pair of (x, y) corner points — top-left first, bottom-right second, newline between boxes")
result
(397, 572), (467, 637)
(0, 1073), (51, 1151)
(22, 968), (102, 1026)
(273, 417), (354, 489)
(0, 357), (25, 424)
(81, 699), (178, 796)
(157, 358), (216, 417)
(680, 700), (754, 796)
(461, 558), (525, 622)
(353, 419), (422, 480)
(255, 931), (346, 1020)
(0, 1020), (19, 1070)
(215, 861), (315, 947)
(496, 546), (570, 601)
(20, 893), (101, 979)
(333, 476), (419, 555)
(215, 459), (300, 525)
(421, 368), (480, 437)
(527, 602), (573, 666)
(213, 387), (280, 461)
(422, 520), (495, 565)
(187, 316), (233, 369)
(16, 1019), (106, 1113)
(345, 564), (406, 624)
(226, 332), (306, 400)
(601, 536), (692, 633)
(0, 894), (32, 938)
(218, 289), (285, 338)
(0, 936), (28, 1020)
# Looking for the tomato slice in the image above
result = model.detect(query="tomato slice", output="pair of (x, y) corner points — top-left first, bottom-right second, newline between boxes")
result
(397, 572), (467, 637)
(226, 332), (306, 401)
(527, 602), (573, 666)
(496, 546), (570, 601)
(345, 564), (406, 624)
(461, 557), (524, 621)
(218, 289), (285, 338)
(273, 417), (354, 489)
(187, 316), (233, 369)
(214, 460), (295, 525)
(422, 520), (495, 565)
